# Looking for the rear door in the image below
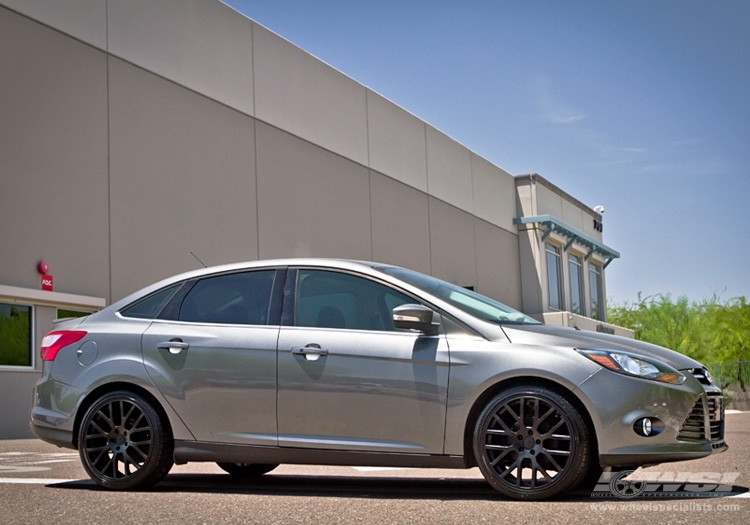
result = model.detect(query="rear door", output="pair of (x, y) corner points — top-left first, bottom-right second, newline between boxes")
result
(142, 268), (283, 446)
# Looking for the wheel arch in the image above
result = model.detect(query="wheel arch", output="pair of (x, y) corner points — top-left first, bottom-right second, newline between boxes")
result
(461, 376), (599, 468)
(72, 382), (174, 449)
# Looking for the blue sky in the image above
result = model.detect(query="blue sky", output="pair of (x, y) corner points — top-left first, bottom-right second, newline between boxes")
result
(224, 0), (750, 305)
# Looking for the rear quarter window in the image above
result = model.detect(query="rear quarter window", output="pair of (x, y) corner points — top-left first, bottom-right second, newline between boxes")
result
(120, 284), (182, 319)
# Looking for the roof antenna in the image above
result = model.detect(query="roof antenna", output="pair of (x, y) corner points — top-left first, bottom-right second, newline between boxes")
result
(190, 251), (207, 268)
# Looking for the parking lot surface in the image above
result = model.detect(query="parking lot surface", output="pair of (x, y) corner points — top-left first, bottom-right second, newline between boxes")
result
(1, 412), (748, 525)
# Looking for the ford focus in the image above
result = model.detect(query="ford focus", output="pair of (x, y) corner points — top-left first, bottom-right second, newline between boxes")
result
(30, 259), (726, 499)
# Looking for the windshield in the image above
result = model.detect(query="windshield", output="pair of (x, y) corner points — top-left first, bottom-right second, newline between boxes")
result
(376, 265), (540, 325)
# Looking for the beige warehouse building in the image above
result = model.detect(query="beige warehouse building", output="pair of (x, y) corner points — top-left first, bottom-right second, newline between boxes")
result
(0, 0), (627, 439)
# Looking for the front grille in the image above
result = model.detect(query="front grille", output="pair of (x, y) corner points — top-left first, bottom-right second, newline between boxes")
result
(707, 394), (724, 441)
(677, 394), (725, 443)
(678, 396), (705, 440)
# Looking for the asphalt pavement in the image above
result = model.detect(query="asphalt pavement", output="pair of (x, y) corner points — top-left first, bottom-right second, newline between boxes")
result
(1, 412), (749, 525)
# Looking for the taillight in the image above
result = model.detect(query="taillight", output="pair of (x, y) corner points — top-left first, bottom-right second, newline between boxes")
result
(40, 331), (87, 361)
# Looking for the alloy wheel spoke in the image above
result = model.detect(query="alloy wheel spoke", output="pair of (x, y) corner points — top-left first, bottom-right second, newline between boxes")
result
(98, 406), (113, 428)
(129, 413), (146, 432)
(121, 402), (136, 426)
(123, 451), (142, 474)
(541, 418), (567, 438)
(103, 456), (116, 478)
(535, 406), (556, 431)
(499, 456), (522, 480)
(90, 447), (109, 467)
(129, 444), (149, 462)
(89, 419), (110, 436)
(535, 461), (554, 482)
(539, 450), (564, 473)
(488, 447), (515, 467)
(117, 400), (128, 426)
(491, 413), (515, 435)
(502, 402), (520, 423)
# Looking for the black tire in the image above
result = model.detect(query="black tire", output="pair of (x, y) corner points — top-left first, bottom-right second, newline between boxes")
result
(78, 390), (173, 490)
(217, 462), (278, 477)
(473, 385), (592, 500)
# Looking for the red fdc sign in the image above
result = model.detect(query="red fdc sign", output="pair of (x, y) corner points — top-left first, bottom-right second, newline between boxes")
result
(41, 274), (53, 291)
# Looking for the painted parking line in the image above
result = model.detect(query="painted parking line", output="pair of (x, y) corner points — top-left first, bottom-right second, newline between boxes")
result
(0, 478), (81, 484)
(352, 467), (415, 472)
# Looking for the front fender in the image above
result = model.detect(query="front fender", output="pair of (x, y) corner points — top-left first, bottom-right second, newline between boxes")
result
(443, 336), (600, 455)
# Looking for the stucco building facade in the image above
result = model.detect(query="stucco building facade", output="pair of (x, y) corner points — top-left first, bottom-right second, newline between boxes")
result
(0, 0), (627, 439)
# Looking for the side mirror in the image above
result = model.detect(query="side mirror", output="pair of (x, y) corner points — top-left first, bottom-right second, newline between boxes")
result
(392, 304), (439, 336)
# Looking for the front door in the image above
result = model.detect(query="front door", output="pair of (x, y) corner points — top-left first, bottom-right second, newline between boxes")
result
(277, 268), (450, 454)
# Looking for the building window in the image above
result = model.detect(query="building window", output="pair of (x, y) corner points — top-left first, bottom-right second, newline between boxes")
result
(0, 303), (32, 367)
(57, 309), (92, 319)
(568, 254), (584, 315)
(546, 243), (564, 311)
(588, 262), (603, 320)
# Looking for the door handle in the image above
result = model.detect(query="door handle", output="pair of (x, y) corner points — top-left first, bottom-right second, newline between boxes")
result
(157, 339), (189, 355)
(292, 344), (328, 360)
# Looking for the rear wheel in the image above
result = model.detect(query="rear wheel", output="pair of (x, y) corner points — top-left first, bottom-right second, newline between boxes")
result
(473, 385), (592, 500)
(78, 390), (173, 490)
(217, 462), (278, 477)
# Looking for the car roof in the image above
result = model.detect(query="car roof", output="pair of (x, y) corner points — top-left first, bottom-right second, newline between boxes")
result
(108, 258), (391, 312)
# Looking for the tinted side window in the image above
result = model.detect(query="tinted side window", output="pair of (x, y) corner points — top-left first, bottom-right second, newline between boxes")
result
(179, 270), (275, 325)
(295, 270), (413, 331)
(120, 283), (181, 319)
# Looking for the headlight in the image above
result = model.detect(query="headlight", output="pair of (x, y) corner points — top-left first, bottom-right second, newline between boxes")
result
(576, 348), (686, 384)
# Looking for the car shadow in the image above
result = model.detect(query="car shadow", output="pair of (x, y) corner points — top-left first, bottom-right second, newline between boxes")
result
(51, 473), (498, 500)
(49, 474), (749, 502)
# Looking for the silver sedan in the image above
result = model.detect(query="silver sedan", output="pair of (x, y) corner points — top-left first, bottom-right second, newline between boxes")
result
(30, 259), (726, 500)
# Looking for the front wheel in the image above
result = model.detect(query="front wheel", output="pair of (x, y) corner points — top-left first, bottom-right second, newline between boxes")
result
(473, 385), (592, 500)
(78, 390), (173, 490)
(217, 462), (278, 477)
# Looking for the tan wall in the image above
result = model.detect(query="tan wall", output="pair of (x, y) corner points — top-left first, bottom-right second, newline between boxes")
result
(0, 7), (110, 299)
(255, 122), (373, 260)
(369, 175), (432, 274)
(530, 175), (603, 242)
(475, 219), (523, 310)
(108, 57), (259, 300)
(0, 0), (522, 305)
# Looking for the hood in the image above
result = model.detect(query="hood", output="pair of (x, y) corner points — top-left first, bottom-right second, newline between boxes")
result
(501, 324), (703, 371)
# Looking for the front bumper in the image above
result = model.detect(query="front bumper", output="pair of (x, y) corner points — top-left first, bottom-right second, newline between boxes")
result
(578, 369), (727, 468)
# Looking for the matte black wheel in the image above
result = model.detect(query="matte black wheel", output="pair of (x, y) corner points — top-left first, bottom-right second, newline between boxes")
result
(217, 462), (278, 477)
(473, 385), (592, 500)
(78, 391), (173, 490)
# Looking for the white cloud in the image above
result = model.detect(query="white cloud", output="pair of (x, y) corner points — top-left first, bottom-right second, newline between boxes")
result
(532, 72), (588, 125)
(544, 107), (588, 124)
